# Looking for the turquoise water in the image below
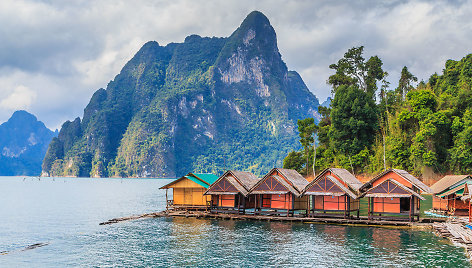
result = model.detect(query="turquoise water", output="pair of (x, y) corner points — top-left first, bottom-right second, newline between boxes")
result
(0, 176), (469, 267)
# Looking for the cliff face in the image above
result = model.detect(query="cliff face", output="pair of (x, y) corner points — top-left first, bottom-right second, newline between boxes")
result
(0, 110), (57, 176)
(42, 11), (320, 178)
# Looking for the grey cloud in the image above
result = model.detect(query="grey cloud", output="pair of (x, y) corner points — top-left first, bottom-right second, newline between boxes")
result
(0, 0), (471, 129)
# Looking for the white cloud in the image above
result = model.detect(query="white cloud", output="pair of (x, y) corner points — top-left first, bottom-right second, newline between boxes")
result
(0, 84), (36, 110)
(0, 0), (471, 128)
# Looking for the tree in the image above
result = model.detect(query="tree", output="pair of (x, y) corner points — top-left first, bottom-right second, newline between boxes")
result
(328, 46), (385, 98)
(396, 66), (417, 100)
(330, 85), (378, 157)
(297, 118), (317, 175)
(283, 151), (304, 172)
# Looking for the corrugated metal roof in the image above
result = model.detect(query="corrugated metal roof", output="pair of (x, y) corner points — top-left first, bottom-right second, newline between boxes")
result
(431, 175), (472, 195)
(159, 172), (219, 189)
(185, 175), (210, 188)
(191, 173), (219, 185)
(437, 182), (472, 197)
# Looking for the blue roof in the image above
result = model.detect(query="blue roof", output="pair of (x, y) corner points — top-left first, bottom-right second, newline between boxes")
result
(160, 173), (219, 189)
(187, 173), (219, 188)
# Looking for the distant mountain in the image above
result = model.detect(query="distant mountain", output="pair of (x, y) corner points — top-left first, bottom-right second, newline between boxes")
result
(0, 110), (57, 176)
(321, 97), (331, 107)
(42, 11), (320, 178)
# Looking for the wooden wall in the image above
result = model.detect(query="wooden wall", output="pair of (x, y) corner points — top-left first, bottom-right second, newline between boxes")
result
(312, 195), (359, 211)
(171, 178), (210, 206)
(432, 196), (448, 210)
(373, 197), (400, 213)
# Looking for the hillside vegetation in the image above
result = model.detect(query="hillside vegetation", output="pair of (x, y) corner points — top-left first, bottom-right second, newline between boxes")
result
(42, 11), (320, 178)
(284, 47), (472, 180)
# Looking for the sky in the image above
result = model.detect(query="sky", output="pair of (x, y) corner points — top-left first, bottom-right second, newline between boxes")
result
(0, 0), (471, 130)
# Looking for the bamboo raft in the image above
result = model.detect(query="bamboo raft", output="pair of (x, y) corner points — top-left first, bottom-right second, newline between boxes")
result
(433, 219), (472, 260)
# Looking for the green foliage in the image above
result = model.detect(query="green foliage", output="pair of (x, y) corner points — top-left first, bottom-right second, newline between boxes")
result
(330, 85), (378, 156)
(328, 46), (385, 98)
(285, 48), (472, 177)
(283, 151), (304, 171)
(396, 66), (418, 100)
(42, 12), (318, 178)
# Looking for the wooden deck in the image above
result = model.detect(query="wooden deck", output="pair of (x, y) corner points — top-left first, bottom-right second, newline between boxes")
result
(99, 210), (443, 227)
(433, 219), (472, 260)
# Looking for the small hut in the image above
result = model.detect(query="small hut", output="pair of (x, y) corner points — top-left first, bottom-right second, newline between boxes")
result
(360, 169), (432, 221)
(302, 168), (363, 218)
(460, 184), (472, 222)
(204, 170), (259, 214)
(160, 173), (219, 210)
(430, 175), (472, 215)
(249, 168), (309, 216)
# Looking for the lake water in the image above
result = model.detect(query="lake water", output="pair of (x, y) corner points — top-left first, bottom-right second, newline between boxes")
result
(0, 176), (469, 267)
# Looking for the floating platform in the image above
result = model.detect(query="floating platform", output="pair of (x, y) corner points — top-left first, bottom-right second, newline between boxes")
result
(99, 210), (444, 228)
(433, 219), (472, 260)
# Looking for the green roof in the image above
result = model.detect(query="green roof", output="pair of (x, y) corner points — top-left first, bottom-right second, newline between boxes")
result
(437, 182), (472, 197)
(187, 173), (219, 188)
(159, 173), (219, 189)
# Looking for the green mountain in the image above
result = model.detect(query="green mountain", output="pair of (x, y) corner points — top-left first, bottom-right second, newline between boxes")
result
(0, 110), (57, 176)
(42, 11), (320, 178)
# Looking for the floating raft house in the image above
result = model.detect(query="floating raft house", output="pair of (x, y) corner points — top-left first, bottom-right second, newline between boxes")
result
(249, 168), (309, 217)
(302, 168), (363, 219)
(431, 175), (472, 215)
(160, 173), (218, 210)
(204, 170), (259, 214)
(361, 168), (432, 221)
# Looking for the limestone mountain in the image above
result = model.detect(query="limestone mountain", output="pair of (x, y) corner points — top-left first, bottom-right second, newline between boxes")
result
(0, 110), (57, 176)
(42, 11), (320, 178)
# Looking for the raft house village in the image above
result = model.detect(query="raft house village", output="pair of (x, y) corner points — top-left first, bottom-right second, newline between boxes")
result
(154, 168), (472, 258)
(160, 168), (439, 222)
(98, 168), (472, 258)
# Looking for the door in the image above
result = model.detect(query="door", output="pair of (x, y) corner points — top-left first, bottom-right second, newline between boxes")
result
(184, 188), (193, 205)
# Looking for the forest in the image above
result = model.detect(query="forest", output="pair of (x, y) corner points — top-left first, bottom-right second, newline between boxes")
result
(284, 46), (472, 179)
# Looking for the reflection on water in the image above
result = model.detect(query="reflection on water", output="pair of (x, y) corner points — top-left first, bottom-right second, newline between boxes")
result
(0, 176), (469, 267)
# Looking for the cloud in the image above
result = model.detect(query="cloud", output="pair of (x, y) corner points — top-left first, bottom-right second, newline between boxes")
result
(0, 0), (471, 129)
(0, 84), (37, 110)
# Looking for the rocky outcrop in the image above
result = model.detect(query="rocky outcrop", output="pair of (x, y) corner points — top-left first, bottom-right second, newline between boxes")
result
(42, 11), (320, 178)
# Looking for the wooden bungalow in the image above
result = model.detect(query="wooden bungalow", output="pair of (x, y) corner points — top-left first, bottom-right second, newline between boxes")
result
(249, 168), (309, 216)
(204, 170), (259, 214)
(430, 175), (472, 215)
(360, 169), (432, 221)
(460, 184), (472, 222)
(160, 173), (219, 210)
(302, 168), (363, 219)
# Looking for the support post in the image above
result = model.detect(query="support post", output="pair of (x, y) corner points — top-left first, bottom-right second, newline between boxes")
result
(286, 194), (289, 217)
(454, 196), (456, 215)
(409, 196), (413, 222)
(292, 193), (295, 217)
(165, 189), (168, 211)
(367, 197), (373, 220)
(469, 200), (471, 223)
(368, 197), (371, 220)
(346, 196), (350, 219)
